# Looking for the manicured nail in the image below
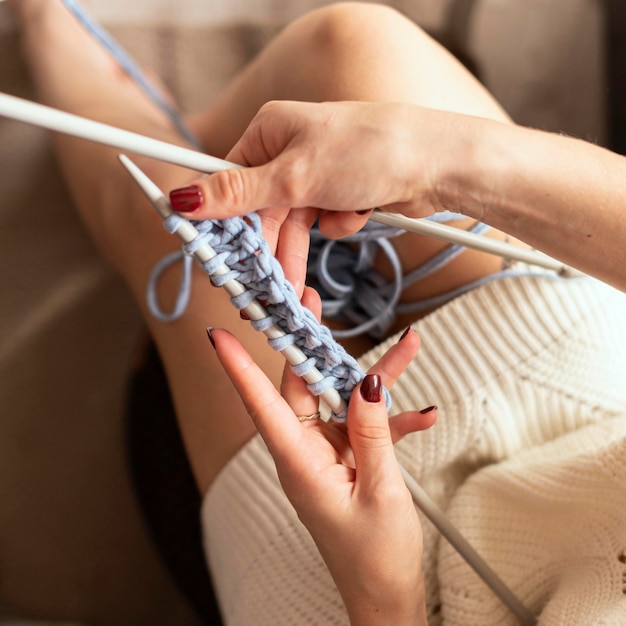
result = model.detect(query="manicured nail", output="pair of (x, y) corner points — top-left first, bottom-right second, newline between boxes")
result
(360, 374), (382, 403)
(170, 185), (203, 213)
(419, 405), (437, 414)
(399, 326), (412, 342)
(206, 327), (216, 349)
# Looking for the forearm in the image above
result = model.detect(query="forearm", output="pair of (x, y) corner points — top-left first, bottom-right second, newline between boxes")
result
(450, 119), (626, 290)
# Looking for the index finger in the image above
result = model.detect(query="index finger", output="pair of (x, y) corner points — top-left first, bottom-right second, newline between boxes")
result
(210, 327), (305, 461)
(273, 206), (318, 297)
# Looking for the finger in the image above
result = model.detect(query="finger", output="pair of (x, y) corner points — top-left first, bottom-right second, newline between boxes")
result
(317, 210), (372, 239)
(302, 285), (323, 321)
(257, 206), (291, 255)
(388, 406), (438, 444)
(280, 359), (318, 423)
(168, 158), (303, 220)
(366, 326), (421, 391)
(347, 374), (401, 487)
(210, 327), (302, 460)
(274, 207), (318, 297)
(280, 286), (323, 410)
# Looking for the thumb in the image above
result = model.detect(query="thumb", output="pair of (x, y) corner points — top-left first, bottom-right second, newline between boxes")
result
(348, 374), (400, 487)
(168, 161), (297, 220)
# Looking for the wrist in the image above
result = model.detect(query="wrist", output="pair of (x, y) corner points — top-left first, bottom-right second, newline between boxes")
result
(401, 107), (512, 222)
(432, 113), (513, 223)
(341, 574), (428, 626)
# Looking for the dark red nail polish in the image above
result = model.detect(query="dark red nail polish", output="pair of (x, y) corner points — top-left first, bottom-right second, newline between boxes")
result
(206, 327), (216, 349)
(170, 185), (203, 213)
(360, 374), (382, 403)
(399, 326), (412, 342)
(419, 405), (437, 414)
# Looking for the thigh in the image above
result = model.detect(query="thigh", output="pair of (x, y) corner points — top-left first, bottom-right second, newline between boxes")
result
(189, 2), (510, 158)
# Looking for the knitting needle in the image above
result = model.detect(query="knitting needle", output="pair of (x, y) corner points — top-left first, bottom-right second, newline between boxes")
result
(0, 92), (239, 174)
(118, 154), (346, 417)
(0, 92), (581, 278)
(371, 211), (583, 277)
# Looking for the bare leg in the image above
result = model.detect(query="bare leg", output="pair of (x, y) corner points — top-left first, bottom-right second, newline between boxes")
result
(13, 1), (517, 493)
(188, 2), (509, 157)
(12, 0), (284, 494)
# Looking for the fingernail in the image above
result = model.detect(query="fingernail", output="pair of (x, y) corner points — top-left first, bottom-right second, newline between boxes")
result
(398, 326), (412, 342)
(206, 327), (216, 349)
(419, 405), (437, 414)
(360, 374), (382, 403)
(170, 185), (203, 213)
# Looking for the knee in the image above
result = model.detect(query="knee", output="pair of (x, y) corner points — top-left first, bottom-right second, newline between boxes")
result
(294, 2), (425, 61)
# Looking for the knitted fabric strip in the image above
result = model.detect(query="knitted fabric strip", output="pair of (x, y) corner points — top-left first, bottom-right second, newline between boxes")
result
(162, 212), (373, 420)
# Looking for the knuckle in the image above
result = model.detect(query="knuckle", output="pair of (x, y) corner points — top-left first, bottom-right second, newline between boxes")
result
(213, 169), (247, 207)
(259, 99), (282, 116)
(276, 159), (308, 207)
(352, 422), (391, 447)
(368, 478), (411, 510)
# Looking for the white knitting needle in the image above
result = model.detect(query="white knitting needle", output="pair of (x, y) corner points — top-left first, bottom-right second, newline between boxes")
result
(0, 92), (239, 174)
(0, 92), (581, 278)
(118, 154), (347, 417)
(371, 211), (582, 277)
(399, 468), (537, 625)
(121, 154), (537, 625)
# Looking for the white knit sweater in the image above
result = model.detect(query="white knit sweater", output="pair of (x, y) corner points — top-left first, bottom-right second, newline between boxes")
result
(202, 272), (626, 625)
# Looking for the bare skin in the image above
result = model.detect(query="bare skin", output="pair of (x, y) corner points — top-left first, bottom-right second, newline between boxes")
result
(11, 0), (523, 496)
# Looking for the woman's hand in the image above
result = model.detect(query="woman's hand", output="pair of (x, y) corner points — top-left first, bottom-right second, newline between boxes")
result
(169, 100), (484, 292)
(170, 100), (466, 231)
(210, 288), (435, 625)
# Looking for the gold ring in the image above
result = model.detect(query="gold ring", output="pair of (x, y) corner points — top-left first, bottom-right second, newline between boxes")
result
(297, 411), (321, 422)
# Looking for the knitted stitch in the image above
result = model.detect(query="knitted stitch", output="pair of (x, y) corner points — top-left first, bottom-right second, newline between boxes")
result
(162, 211), (370, 419)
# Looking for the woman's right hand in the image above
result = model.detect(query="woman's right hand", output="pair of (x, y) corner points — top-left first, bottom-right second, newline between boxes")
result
(169, 100), (494, 292)
(169, 100), (481, 237)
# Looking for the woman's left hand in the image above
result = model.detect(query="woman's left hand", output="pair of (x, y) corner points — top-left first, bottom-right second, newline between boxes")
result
(210, 288), (435, 625)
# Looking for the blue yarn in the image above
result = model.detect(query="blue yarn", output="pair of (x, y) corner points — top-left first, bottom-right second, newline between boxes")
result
(59, 0), (383, 420)
(60, 0), (569, 421)
(61, 0), (200, 148)
(146, 251), (194, 322)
